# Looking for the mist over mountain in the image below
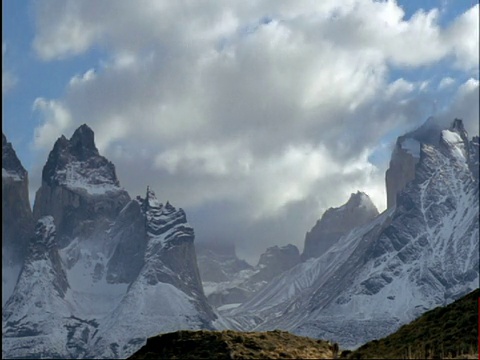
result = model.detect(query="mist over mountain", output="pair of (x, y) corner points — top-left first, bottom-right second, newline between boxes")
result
(2, 117), (478, 357)
(224, 118), (478, 348)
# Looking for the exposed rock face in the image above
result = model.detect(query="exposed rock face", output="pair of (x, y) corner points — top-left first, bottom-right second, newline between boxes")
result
(106, 199), (147, 284)
(197, 242), (252, 283)
(468, 135), (479, 180)
(385, 116), (457, 209)
(200, 243), (300, 309)
(88, 188), (216, 359)
(139, 188), (206, 299)
(228, 119), (479, 349)
(197, 242), (256, 308)
(302, 192), (379, 261)
(250, 244), (300, 283)
(32, 124), (130, 248)
(385, 137), (420, 209)
(2, 134), (34, 306)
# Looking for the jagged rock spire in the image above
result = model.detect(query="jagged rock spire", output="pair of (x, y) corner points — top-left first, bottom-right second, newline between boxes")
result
(2, 133), (27, 179)
(69, 124), (99, 160)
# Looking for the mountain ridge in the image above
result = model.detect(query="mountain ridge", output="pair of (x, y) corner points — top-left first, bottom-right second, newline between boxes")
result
(2, 125), (218, 359)
(2, 118), (478, 357)
(223, 118), (479, 349)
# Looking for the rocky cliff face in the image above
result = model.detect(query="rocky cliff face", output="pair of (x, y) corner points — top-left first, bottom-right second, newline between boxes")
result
(200, 243), (300, 309)
(385, 137), (419, 209)
(197, 242), (252, 283)
(250, 244), (300, 283)
(385, 116), (461, 209)
(87, 188), (216, 359)
(227, 119), (479, 349)
(302, 192), (379, 261)
(32, 124), (130, 248)
(468, 135), (479, 180)
(106, 199), (147, 284)
(2, 134), (34, 306)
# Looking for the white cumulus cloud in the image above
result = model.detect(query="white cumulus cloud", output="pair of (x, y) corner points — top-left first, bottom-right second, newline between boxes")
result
(28, 0), (480, 262)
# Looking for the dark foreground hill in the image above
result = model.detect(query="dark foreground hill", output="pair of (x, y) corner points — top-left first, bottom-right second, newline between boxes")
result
(127, 329), (341, 359)
(349, 288), (479, 359)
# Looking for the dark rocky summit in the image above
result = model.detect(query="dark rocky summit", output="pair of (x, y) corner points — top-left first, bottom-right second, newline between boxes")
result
(302, 191), (379, 261)
(2, 133), (27, 179)
(250, 244), (300, 283)
(32, 124), (130, 247)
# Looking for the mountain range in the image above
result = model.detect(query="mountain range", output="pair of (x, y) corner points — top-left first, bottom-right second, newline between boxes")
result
(2, 118), (478, 358)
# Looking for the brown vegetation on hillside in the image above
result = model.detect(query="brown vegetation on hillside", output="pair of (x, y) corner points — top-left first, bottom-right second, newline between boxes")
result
(349, 288), (479, 359)
(128, 329), (340, 359)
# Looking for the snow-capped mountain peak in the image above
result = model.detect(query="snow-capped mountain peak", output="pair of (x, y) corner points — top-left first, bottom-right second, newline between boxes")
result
(440, 119), (471, 164)
(33, 124), (131, 248)
(41, 124), (121, 195)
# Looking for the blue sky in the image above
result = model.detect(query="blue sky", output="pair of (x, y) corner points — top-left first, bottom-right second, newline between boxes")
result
(2, 0), (479, 263)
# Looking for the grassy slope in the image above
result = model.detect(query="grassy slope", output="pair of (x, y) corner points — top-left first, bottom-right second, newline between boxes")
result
(349, 288), (479, 359)
(128, 329), (339, 359)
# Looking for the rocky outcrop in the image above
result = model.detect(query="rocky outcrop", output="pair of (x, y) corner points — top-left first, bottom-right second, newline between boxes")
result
(2, 134), (34, 306)
(32, 124), (130, 248)
(88, 188), (216, 359)
(106, 199), (147, 284)
(385, 116), (459, 209)
(250, 244), (300, 283)
(468, 135), (479, 180)
(197, 242), (252, 283)
(140, 187), (206, 299)
(302, 192), (379, 261)
(200, 243), (300, 309)
(385, 137), (420, 209)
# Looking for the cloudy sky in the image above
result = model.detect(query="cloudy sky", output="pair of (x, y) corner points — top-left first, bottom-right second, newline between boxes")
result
(3, 0), (479, 264)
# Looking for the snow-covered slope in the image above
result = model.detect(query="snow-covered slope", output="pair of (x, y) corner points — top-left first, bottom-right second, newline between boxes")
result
(227, 208), (394, 331)
(2, 217), (82, 358)
(227, 119), (479, 349)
